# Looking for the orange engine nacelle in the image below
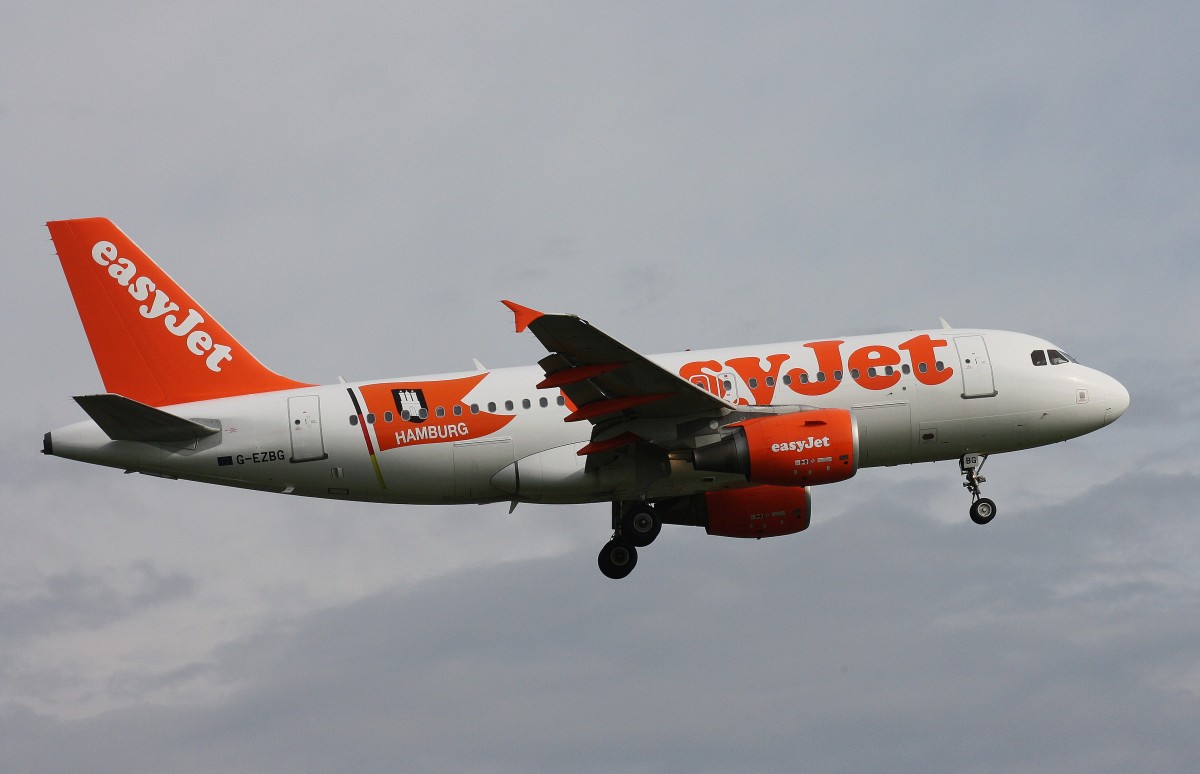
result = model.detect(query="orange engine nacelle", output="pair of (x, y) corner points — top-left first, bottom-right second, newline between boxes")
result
(703, 485), (812, 538)
(657, 485), (813, 538)
(692, 408), (859, 487)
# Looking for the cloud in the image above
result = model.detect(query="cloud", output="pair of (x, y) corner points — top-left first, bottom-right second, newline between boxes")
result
(0, 562), (193, 644)
(2, 2), (1199, 772)
(3, 471), (1199, 773)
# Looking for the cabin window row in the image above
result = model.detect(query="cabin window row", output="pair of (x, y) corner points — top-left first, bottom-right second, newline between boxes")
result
(741, 361), (946, 389)
(349, 394), (567, 425)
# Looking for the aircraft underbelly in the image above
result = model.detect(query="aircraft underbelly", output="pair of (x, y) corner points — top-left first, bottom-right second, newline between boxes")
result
(852, 401), (912, 467)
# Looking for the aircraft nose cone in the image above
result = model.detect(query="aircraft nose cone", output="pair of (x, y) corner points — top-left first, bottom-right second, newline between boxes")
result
(1103, 378), (1130, 426)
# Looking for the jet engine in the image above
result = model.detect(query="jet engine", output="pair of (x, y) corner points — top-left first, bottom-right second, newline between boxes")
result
(692, 408), (859, 487)
(657, 484), (812, 538)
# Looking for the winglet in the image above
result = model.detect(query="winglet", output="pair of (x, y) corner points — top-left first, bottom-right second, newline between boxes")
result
(501, 300), (544, 333)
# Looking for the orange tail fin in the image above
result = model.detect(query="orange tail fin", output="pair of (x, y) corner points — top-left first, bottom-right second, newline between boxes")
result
(48, 218), (311, 406)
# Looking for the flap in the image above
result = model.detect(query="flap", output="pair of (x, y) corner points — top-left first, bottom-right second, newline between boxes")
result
(503, 301), (732, 425)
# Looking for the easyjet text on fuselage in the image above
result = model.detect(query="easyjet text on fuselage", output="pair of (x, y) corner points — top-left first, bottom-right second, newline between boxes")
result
(680, 334), (955, 404)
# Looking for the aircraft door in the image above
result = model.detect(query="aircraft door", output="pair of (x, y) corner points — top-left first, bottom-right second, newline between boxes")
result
(687, 371), (741, 404)
(288, 395), (328, 462)
(717, 371), (741, 404)
(955, 336), (997, 398)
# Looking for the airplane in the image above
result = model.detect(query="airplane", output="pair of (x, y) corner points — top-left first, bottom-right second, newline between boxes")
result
(41, 218), (1130, 579)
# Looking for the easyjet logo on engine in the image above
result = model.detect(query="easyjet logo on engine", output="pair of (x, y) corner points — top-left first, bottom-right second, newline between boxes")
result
(91, 240), (234, 372)
(771, 436), (830, 453)
(680, 335), (954, 405)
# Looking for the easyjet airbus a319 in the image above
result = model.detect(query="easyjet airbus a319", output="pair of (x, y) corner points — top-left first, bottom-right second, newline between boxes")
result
(42, 219), (1130, 578)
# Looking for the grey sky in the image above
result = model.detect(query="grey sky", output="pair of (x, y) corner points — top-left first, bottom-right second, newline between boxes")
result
(2, 3), (1198, 772)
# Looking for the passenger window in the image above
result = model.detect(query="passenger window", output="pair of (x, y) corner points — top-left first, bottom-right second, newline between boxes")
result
(1048, 349), (1071, 365)
(453, 405), (462, 416)
(748, 378), (758, 389)
(884, 366), (894, 376)
(384, 411), (394, 423)
(833, 370), (843, 381)
(470, 403), (480, 414)
(867, 367), (877, 378)
(556, 395), (566, 406)
(1031, 350), (1047, 366)
(505, 400), (514, 411)
(765, 376), (775, 387)
(850, 369), (860, 380)
(401, 409), (410, 420)
(522, 398), (531, 409)
(367, 413), (376, 424)
(782, 374), (793, 386)
(816, 372), (826, 383)
(539, 397), (548, 408)
(935, 361), (945, 371)
(418, 408), (428, 420)
(349, 415), (359, 426)
(487, 401), (497, 412)
(435, 407), (445, 418)
(918, 362), (928, 373)
(901, 364), (911, 375)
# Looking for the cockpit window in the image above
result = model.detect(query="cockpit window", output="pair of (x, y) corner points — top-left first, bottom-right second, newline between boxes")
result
(1031, 350), (1047, 366)
(1047, 349), (1073, 365)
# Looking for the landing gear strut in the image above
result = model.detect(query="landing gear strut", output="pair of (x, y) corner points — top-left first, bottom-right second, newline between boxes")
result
(960, 453), (997, 525)
(597, 501), (663, 579)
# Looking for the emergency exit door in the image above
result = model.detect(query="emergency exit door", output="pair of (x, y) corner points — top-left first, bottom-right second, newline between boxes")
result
(954, 335), (997, 398)
(288, 395), (328, 462)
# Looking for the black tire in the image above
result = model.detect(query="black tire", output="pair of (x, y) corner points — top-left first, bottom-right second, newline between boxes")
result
(622, 503), (662, 548)
(970, 497), (997, 525)
(597, 538), (638, 579)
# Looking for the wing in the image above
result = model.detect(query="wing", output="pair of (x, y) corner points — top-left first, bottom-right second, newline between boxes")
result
(502, 301), (740, 457)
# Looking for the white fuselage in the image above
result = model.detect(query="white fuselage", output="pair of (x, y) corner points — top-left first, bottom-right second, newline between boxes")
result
(48, 328), (1129, 506)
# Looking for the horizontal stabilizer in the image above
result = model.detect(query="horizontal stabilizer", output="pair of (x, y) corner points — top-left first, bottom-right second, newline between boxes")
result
(73, 394), (220, 443)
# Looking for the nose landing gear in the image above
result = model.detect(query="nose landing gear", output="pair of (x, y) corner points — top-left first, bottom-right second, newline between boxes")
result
(960, 453), (997, 525)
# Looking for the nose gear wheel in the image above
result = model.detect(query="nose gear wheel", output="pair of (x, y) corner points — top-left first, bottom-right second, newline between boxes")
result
(960, 453), (997, 525)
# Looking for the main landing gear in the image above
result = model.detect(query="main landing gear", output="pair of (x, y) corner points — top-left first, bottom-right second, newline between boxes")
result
(960, 453), (997, 525)
(597, 501), (663, 579)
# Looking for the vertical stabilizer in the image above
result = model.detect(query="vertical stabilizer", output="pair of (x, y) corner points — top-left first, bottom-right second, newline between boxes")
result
(47, 218), (311, 406)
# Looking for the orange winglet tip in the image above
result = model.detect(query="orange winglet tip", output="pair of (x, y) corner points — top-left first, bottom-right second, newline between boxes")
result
(501, 300), (544, 333)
